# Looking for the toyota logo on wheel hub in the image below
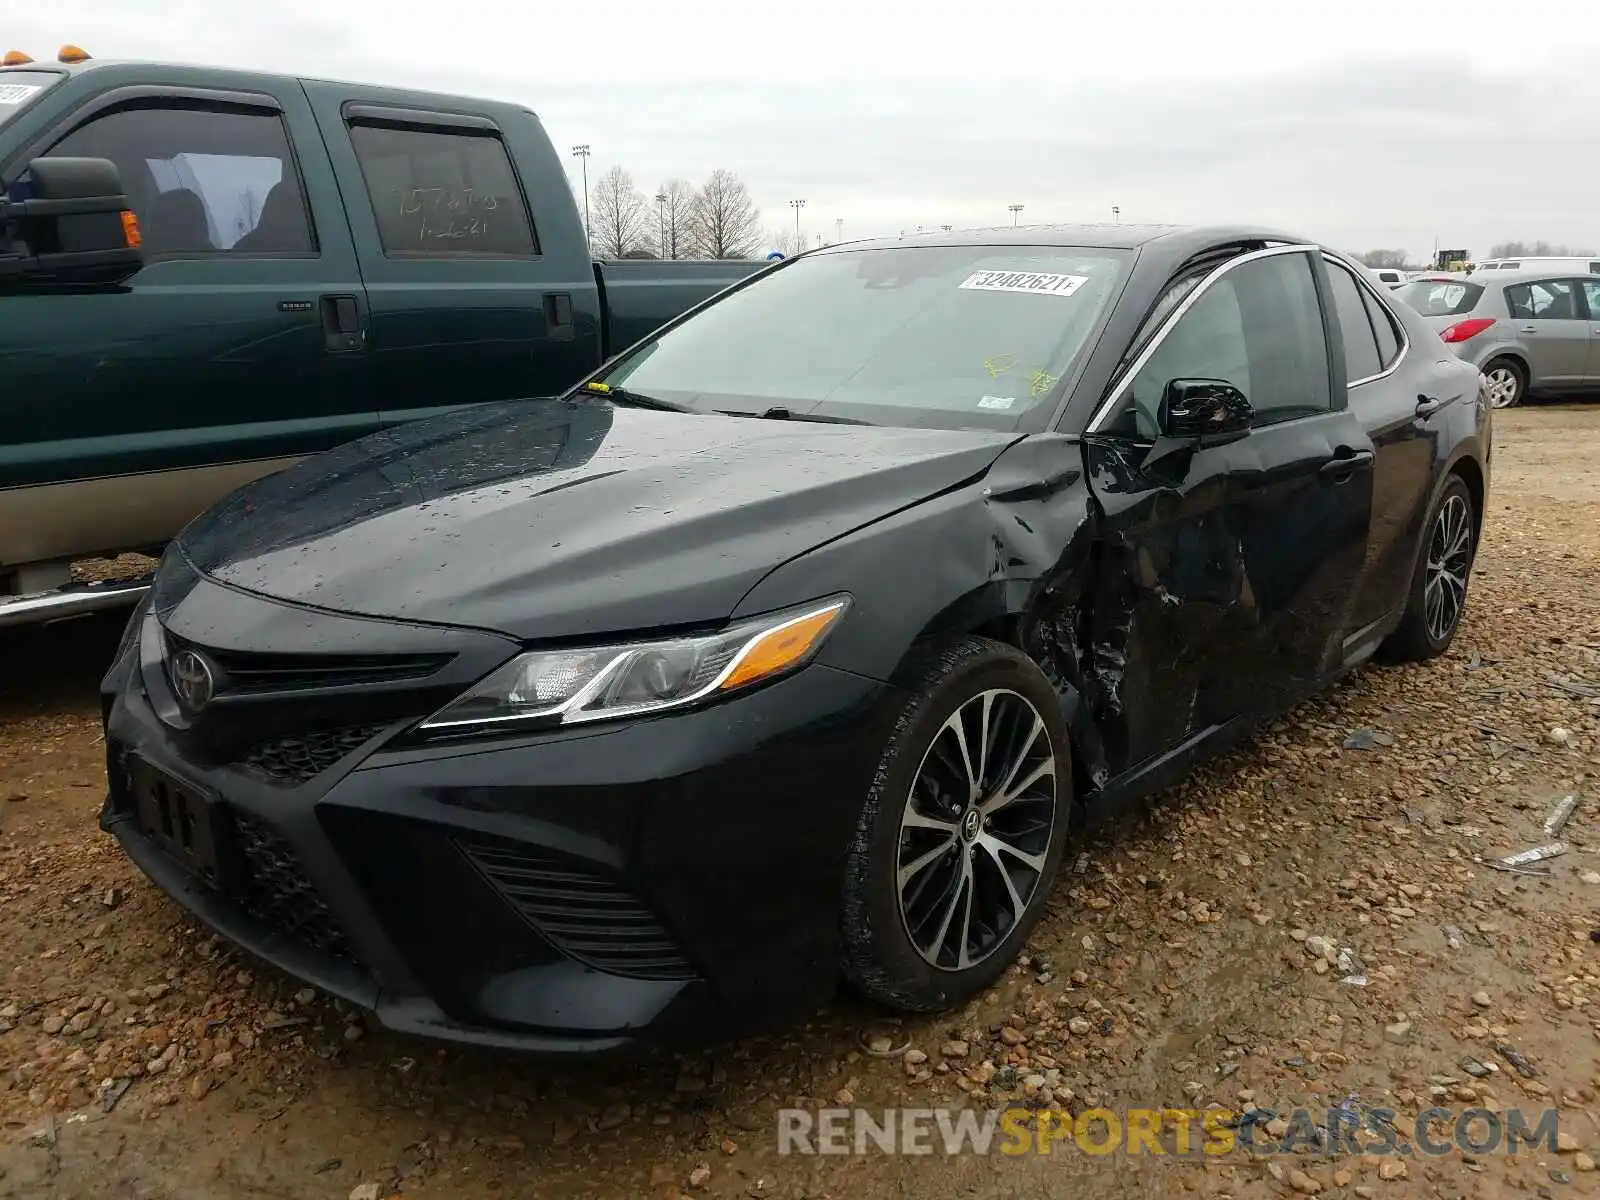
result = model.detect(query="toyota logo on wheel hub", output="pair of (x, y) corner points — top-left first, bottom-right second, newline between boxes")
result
(168, 649), (215, 712)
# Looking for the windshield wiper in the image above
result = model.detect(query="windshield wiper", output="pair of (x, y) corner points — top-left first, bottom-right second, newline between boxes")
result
(715, 406), (870, 426)
(581, 383), (694, 412)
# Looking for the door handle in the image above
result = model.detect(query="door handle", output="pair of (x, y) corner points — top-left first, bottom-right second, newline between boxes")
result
(1415, 394), (1443, 417)
(1321, 449), (1374, 480)
(543, 292), (574, 343)
(1520, 325), (1538, 334)
(320, 294), (365, 353)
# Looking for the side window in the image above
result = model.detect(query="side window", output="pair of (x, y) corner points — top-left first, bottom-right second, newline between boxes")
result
(1326, 262), (1381, 384)
(1582, 279), (1600, 319)
(1114, 251), (1329, 437)
(346, 122), (537, 257)
(1505, 279), (1577, 320)
(1361, 287), (1403, 368)
(45, 103), (314, 257)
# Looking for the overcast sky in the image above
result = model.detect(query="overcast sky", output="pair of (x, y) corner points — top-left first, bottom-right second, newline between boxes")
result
(6, 0), (1596, 259)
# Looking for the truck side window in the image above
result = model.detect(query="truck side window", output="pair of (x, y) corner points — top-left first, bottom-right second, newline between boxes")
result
(346, 122), (538, 258)
(45, 103), (314, 257)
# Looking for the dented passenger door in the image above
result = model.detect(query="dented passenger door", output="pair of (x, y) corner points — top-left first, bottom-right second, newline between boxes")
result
(1079, 246), (1375, 779)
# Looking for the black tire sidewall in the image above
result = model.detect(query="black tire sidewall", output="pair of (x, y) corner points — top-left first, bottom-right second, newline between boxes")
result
(840, 639), (1073, 1011)
(1485, 357), (1525, 407)
(1412, 474), (1476, 654)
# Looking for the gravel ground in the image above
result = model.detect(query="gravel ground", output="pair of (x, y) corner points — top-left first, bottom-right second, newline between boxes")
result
(0, 406), (1596, 1200)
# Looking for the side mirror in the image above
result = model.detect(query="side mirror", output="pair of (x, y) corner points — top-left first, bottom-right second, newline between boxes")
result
(1158, 378), (1253, 446)
(0, 156), (144, 288)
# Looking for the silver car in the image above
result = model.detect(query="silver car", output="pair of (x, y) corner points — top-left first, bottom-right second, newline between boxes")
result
(1395, 269), (1600, 407)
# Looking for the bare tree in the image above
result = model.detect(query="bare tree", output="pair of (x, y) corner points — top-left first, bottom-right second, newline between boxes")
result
(689, 169), (762, 259)
(656, 179), (696, 260)
(1488, 240), (1597, 259)
(771, 226), (810, 258)
(590, 166), (654, 259)
(1356, 248), (1412, 270)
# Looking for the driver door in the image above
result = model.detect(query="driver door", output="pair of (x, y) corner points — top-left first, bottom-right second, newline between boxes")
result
(1081, 246), (1375, 775)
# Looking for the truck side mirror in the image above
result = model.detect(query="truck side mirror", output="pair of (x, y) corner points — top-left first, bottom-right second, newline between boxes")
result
(1158, 378), (1253, 447)
(0, 156), (144, 288)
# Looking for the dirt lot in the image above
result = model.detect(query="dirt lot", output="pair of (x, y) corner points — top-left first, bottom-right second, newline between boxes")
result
(1, 407), (1597, 1200)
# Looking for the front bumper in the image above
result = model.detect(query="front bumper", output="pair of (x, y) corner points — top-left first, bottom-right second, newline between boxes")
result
(102, 586), (899, 1053)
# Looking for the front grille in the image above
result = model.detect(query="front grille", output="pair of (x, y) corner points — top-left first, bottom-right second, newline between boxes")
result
(230, 811), (356, 962)
(458, 834), (697, 982)
(241, 724), (387, 786)
(165, 632), (451, 694)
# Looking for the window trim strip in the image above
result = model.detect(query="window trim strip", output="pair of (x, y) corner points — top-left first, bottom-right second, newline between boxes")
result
(1086, 242), (1320, 433)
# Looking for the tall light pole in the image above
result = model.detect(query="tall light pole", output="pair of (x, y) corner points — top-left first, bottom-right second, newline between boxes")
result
(1111, 205), (1120, 223)
(835, 217), (843, 244)
(655, 189), (667, 258)
(790, 198), (806, 245)
(1008, 204), (1024, 226)
(571, 145), (591, 248)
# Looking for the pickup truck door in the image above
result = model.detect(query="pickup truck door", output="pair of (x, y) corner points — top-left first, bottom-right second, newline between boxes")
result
(300, 85), (605, 428)
(0, 76), (378, 567)
(1081, 246), (1375, 775)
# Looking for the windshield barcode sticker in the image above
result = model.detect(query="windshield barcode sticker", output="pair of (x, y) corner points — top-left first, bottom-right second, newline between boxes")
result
(960, 270), (1088, 297)
(0, 84), (41, 104)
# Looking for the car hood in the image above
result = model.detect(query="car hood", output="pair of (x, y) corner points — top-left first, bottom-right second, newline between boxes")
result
(178, 398), (1019, 640)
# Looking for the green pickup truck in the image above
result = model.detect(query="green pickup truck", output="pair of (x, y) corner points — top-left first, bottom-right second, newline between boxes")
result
(0, 52), (764, 626)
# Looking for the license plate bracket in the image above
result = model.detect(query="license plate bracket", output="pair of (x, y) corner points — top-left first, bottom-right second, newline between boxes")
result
(128, 756), (226, 888)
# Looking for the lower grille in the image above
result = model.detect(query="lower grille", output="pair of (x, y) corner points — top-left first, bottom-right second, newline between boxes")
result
(231, 811), (356, 963)
(458, 834), (696, 982)
(241, 724), (386, 786)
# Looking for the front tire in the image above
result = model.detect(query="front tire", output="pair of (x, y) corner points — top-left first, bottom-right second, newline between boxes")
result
(840, 637), (1072, 1012)
(1379, 474), (1477, 662)
(1481, 358), (1525, 409)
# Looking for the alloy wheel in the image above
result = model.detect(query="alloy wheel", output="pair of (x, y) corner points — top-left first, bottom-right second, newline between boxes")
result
(1424, 493), (1473, 643)
(895, 688), (1057, 971)
(1483, 366), (1520, 408)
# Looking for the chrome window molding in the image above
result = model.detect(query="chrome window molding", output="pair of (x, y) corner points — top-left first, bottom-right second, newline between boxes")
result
(1086, 243), (1321, 433)
(1322, 253), (1412, 389)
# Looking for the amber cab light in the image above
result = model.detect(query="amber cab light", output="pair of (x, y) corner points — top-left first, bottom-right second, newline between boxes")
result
(2, 50), (35, 66)
(58, 45), (91, 63)
(1441, 318), (1494, 344)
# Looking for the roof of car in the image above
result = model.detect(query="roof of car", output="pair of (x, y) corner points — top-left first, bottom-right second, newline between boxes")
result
(1467, 267), (1595, 284)
(831, 223), (1310, 256)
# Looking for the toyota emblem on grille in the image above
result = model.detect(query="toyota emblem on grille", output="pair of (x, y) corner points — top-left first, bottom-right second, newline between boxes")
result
(168, 648), (215, 712)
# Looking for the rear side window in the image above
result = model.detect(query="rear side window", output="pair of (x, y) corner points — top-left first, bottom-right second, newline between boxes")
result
(1326, 262), (1381, 383)
(44, 102), (314, 256)
(347, 122), (537, 257)
(1361, 288), (1403, 368)
(1505, 280), (1577, 319)
(1396, 280), (1482, 316)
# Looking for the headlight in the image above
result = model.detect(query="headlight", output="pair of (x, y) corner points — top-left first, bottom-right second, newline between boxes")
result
(418, 595), (850, 734)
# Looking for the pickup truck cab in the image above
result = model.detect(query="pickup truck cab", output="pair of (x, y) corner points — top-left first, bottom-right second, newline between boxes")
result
(0, 51), (762, 624)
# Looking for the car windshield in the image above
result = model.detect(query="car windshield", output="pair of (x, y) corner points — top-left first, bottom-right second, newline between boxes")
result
(596, 244), (1130, 430)
(0, 70), (61, 129)
(1397, 279), (1483, 317)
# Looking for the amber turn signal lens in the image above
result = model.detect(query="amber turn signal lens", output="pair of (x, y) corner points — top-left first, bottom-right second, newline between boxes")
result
(719, 603), (846, 692)
(120, 210), (143, 249)
(2, 50), (35, 66)
(58, 45), (91, 63)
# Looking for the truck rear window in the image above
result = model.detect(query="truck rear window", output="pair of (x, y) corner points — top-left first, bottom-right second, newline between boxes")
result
(0, 70), (61, 129)
(347, 122), (537, 257)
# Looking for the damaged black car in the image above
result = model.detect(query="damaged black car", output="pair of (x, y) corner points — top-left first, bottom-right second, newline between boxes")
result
(100, 225), (1491, 1051)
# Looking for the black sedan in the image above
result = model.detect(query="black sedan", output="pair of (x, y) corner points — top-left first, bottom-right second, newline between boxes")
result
(100, 225), (1491, 1051)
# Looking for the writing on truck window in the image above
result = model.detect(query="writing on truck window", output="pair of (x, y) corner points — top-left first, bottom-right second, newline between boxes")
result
(347, 122), (537, 257)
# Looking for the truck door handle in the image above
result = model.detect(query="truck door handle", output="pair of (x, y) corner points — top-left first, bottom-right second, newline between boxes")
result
(320, 294), (365, 353)
(543, 292), (574, 343)
(1321, 449), (1374, 481)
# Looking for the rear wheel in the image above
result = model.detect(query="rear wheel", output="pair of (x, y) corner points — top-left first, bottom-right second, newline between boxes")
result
(840, 637), (1072, 1012)
(1379, 474), (1477, 662)
(1481, 358), (1525, 409)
